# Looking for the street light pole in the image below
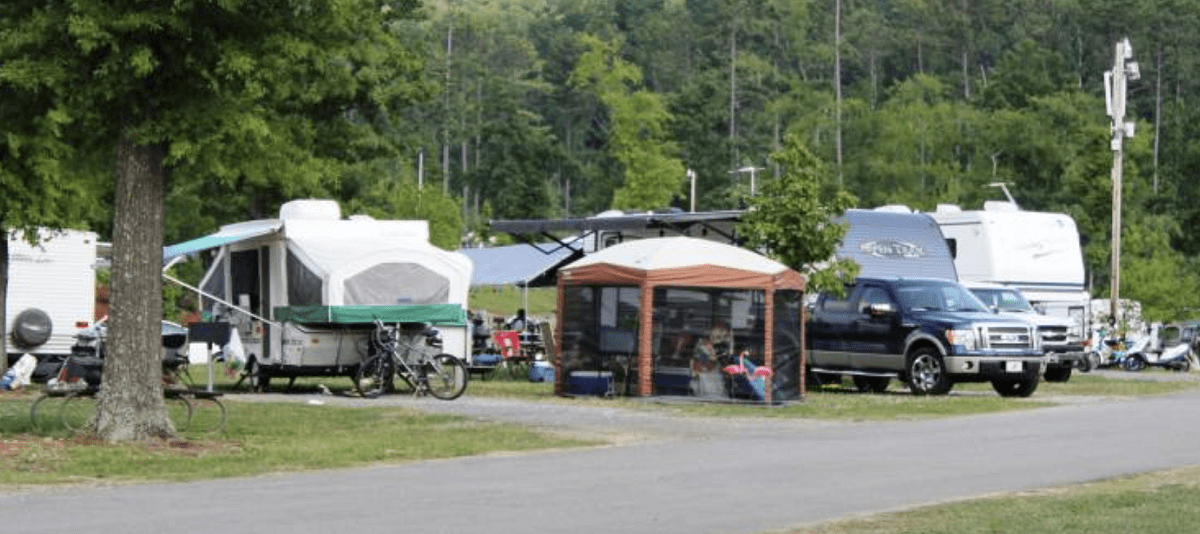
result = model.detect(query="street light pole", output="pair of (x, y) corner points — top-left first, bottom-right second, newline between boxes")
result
(687, 169), (697, 213)
(1105, 38), (1139, 323)
(730, 166), (764, 196)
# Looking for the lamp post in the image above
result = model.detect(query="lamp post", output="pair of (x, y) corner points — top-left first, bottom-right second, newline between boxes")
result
(687, 169), (697, 212)
(730, 165), (764, 196)
(1105, 38), (1139, 322)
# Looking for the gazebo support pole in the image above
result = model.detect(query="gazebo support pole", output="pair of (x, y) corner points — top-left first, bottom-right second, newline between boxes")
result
(554, 276), (566, 397)
(764, 288), (775, 403)
(638, 283), (654, 396)
(799, 293), (807, 398)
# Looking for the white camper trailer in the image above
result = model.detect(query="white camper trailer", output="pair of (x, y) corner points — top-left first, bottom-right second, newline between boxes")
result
(164, 200), (474, 390)
(5, 229), (98, 366)
(930, 202), (1091, 340)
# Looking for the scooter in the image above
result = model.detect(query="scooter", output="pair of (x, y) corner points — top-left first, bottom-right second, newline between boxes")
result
(1123, 339), (1193, 372)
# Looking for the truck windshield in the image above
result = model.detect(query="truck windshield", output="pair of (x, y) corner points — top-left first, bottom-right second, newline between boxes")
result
(894, 281), (989, 313)
(970, 288), (1032, 313)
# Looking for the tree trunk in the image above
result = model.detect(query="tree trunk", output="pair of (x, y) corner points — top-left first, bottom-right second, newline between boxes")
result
(1153, 43), (1162, 193)
(729, 24), (738, 169)
(834, 0), (844, 186)
(0, 233), (7, 374)
(95, 128), (174, 442)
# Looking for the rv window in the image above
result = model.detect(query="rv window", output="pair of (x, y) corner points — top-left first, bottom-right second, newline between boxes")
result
(946, 238), (957, 259)
(287, 250), (323, 306)
(820, 294), (853, 313)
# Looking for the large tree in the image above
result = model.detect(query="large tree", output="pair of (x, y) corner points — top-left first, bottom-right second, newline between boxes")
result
(0, 0), (425, 441)
(738, 134), (858, 294)
(570, 34), (685, 210)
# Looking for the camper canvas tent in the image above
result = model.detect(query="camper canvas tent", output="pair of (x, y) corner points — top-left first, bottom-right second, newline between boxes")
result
(164, 199), (473, 387)
(554, 237), (805, 402)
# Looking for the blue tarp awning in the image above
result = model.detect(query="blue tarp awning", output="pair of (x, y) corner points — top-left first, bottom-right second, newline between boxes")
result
(163, 220), (282, 262)
(458, 244), (578, 287)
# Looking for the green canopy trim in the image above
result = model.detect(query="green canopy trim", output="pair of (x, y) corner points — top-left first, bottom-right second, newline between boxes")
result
(274, 304), (468, 326)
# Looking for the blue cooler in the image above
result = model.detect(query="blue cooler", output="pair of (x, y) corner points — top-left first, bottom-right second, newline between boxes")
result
(473, 353), (502, 366)
(528, 361), (555, 382)
(568, 370), (613, 395)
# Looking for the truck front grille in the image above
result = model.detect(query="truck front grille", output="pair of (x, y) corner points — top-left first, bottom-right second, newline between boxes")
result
(1037, 325), (1069, 346)
(981, 326), (1035, 350)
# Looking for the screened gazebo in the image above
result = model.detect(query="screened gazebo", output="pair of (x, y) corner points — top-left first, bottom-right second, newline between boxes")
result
(554, 237), (807, 402)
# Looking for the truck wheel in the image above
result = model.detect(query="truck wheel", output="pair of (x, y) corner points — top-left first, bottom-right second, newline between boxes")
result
(1043, 366), (1072, 382)
(1123, 354), (1146, 372)
(992, 375), (1039, 397)
(852, 376), (889, 393)
(1077, 355), (1094, 373)
(247, 358), (271, 392)
(906, 348), (951, 395)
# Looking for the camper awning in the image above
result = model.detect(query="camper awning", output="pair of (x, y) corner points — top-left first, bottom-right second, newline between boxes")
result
(274, 304), (468, 326)
(163, 220), (282, 261)
(458, 244), (579, 287)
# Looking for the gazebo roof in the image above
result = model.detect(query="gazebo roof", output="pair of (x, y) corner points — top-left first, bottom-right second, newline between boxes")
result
(559, 237), (804, 291)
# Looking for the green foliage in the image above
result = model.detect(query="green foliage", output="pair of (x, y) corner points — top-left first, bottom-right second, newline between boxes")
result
(571, 34), (685, 210)
(739, 134), (858, 294)
(1112, 214), (1200, 321)
(347, 175), (465, 251)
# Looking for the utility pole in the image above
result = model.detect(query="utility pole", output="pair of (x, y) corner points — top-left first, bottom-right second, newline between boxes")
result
(1104, 38), (1139, 322)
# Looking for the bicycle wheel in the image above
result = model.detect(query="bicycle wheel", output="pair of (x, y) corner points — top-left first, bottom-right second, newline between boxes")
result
(424, 354), (468, 400)
(59, 392), (99, 434)
(355, 354), (394, 398)
(165, 394), (194, 432)
(185, 394), (225, 434)
(30, 394), (61, 434)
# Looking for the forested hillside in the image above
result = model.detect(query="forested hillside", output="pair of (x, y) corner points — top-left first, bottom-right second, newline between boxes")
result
(102, 1), (1200, 319)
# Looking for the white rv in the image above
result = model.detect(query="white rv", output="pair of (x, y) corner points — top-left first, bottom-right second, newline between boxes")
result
(164, 200), (474, 390)
(930, 202), (1091, 341)
(5, 229), (98, 366)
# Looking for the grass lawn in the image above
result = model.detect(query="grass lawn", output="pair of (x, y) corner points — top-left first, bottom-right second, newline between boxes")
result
(784, 464), (1200, 534)
(0, 387), (589, 485)
(1, 364), (1195, 499)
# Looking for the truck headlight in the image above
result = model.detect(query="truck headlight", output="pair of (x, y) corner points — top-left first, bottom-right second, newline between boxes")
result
(947, 328), (978, 350)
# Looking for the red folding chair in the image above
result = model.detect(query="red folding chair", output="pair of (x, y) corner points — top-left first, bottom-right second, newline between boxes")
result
(493, 331), (522, 361)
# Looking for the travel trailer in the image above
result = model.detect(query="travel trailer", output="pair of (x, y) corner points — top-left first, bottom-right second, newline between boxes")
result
(164, 200), (473, 390)
(929, 202), (1091, 340)
(834, 207), (958, 281)
(5, 229), (98, 369)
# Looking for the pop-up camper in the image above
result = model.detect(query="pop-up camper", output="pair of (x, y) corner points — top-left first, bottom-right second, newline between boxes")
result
(164, 200), (473, 389)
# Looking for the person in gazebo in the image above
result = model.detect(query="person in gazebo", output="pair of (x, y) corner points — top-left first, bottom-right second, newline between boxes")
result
(691, 321), (732, 397)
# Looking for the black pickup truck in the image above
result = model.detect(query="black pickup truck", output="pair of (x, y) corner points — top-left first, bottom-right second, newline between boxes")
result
(807, 277), (1045, 397)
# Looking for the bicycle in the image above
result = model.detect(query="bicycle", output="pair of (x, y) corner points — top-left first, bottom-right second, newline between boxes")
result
(355, 320), (468, 400)
(31, 385), (194, 435)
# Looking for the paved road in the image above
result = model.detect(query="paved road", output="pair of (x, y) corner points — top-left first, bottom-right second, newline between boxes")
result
(4, 385), (1200, 534)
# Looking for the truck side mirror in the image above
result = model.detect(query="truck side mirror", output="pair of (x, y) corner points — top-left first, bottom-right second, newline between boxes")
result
(868, 303), (895, 316)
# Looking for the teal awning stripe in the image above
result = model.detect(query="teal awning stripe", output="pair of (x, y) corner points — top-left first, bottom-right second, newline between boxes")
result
(274, 304), (468, 326)
(163, 224), (280, 261)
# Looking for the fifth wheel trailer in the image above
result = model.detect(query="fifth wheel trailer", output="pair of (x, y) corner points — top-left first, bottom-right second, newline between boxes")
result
(929, 202), (1091, 341)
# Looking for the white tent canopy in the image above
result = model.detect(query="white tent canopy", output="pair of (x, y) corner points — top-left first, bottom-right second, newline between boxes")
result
(284, 218), (471, 307)
(564, 236), (790, 274)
